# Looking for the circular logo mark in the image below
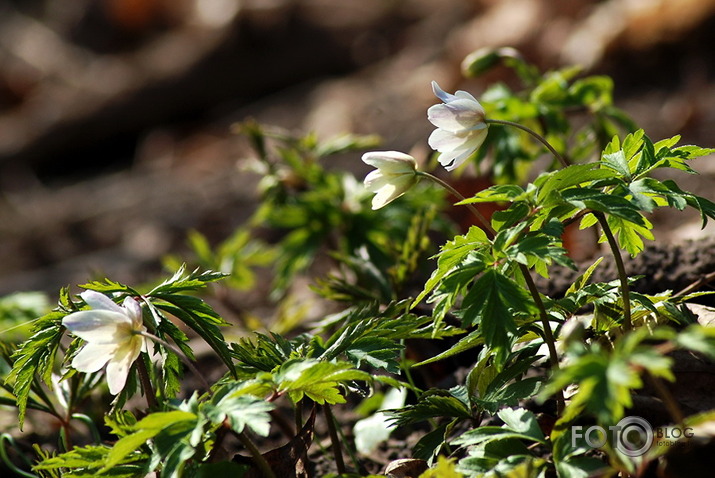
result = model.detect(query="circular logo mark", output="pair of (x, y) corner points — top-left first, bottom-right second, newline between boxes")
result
(616, 416), (653, 457)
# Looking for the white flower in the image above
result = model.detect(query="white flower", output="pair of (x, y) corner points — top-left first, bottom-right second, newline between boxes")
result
(62, 291), (148, 395)
(362, 151), (419, 209)
(427, 81), (488, 171)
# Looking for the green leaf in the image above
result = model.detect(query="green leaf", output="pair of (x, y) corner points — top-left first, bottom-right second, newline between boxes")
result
(420, 456), (464, 478)
(606, 214), (654, 257)
(345, 337), (401, 374)
(451, 427), (542, 448)
(414, 328), (484, 367)
(602, 150), (631, 180)
(675, 325), (715, 359)
(388, 390), (471, 426)
(6, 312), (65, 429)
(461, 269), (533, 352)
(457, 184), (528, 204)
(102, 410), (198, 473)
(149, 265), (227, 295)
(274, 359), (372, 404)
(535, 163), (616, 204)
(203, 393), (274, 437)
(34, 444), (148, 476)
(565, 257), (604, 296)
(560, 188), (646, 226)
(231, 332), (300, 373)
(414, 226), (489, 306)
(154, 300), (236, 378)
(497, 408), (545, 442)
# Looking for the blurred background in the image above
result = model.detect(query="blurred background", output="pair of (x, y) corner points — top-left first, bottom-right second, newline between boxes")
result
(1, 0), (715, 296)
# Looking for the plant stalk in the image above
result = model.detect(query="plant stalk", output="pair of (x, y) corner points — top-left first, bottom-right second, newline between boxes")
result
(486, 119), (570, 168)
(594, 213), (632, 331)
(646, 372), (685, 426)
(139, 331), (212, 393)
(418, 171), (494, 239)
(136, 357), (158, 409)
(237, 429), (276, 478)
(323, 404), (346, 474)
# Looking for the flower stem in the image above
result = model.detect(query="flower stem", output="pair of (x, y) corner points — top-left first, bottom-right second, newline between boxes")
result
(418, 171), (494, 237)
(237, 429), (276, 478)
(486, 119), (570, 168)
(594, 212), (632, 331)
(323, 405), (346, 474)
(136, 357), (158, 409)
(139, 331), (212, 393)
(645, 372), (685, 426)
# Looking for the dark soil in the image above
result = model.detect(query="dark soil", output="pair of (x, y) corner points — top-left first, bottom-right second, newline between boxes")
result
(537, 238), (715, 305)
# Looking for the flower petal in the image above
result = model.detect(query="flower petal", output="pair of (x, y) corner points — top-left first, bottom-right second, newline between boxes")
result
(370, 175), (416, 209)
(122, 297), (143, 326)
(371, 184), (400, 210)
(105, 337), (143, 395)
(431, 81), (458, 103)
(361, 151), (417, 174)
(428, 128), (472, 153)
(454, 90), (481, 104)
(72, 342), (113, 373)
(364, 169), (389, 192)
(80, 291), (124, 314)
(63, 310), (130, 343)
(438, 149), (473, 171)
(427, 102), (486, 132)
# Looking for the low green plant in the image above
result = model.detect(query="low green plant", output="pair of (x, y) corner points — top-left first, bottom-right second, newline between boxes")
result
(1, 48), (714, 478)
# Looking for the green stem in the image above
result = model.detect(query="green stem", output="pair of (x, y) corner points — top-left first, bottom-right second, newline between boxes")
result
(486, 119), (570, 168)
(594, 213), (632, 331)
(323, 405), (346, 474)
(237, 429), (276, 478)
(0, 434), (37, 478)
(136, 357), (158, 409)
(71, 413), (102, 444)
(519, 264), (564, 414)
(645, 372), (684, 426)
(139, 331), (212, 393)
(418, 171), (494, 238)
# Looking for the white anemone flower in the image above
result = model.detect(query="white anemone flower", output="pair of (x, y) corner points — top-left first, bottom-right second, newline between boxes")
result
(427, 81), (488, 171)
(62, 291), (148, 395)
(362, 151), (419, 209)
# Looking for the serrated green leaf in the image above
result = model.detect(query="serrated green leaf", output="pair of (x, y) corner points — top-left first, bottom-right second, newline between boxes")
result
(497, 408), (545, 442)
(154, 301), (236, 378)
(388, 391), (471, 426)
(536, 163), (616, 204)
(414, 226), (489, 306)
(457, 184), (528, 205)
(203, 394), (274, 437)
(149, 265), (227, 295)
(414, 328), (484, 367)
(275, 359), (371, 404)
(461, 269), (533, 352)
(601, 150), (631, 180)
(451, 427), (542, 448)
(101, 410), (198, 474)
(560, 188), (646, 226)
(606, 214), (654, 257)
(6, 312), (65, 429)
